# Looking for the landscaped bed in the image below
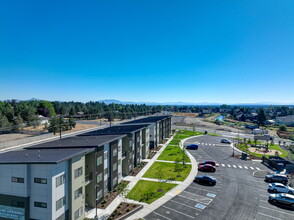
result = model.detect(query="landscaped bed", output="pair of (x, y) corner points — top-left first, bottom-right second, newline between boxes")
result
(143, 161), (191, 181)
(129, 162), (147, 176)
(97, 181), (130, 209)
(237, 143), (288, 158)
(108, 202), (142, 220)
(126, 180), (177, 204)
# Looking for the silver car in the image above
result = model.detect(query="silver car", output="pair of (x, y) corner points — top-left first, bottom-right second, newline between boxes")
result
(268, 193), (294, 208)
(268, 183), (294, 194)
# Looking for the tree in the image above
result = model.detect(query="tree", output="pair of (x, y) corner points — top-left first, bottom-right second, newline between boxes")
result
(257, 109), (266, 126)
(38, 101), (56, 117)
(68, 117), (76, 129)
(279, 124), (287, 132)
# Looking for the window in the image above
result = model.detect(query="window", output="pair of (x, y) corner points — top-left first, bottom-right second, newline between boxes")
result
(11, 177), (24, 183)
(97, 156), (103, 166)
(11, 201), (24, 208)
(74, 207), (83, 219)
(113, 149), (117, 156)
(104, 167), (108, 175)
(118, 159), (121, 166)
(104, 151), (108, 160)
(74, 167), (83, 179)
(56, 213), (66, 220)
(56, 196), (66, 211)
(113, 162), (117, 172)
(34, 178), (47, 184)
(74, 187), (83, 200)
(56, 174), (66, 188)
(34, 201), (47, 208)
(97, 173), (103, 183)
(97, 190), (103, 200)
(112, 177), (117, 186)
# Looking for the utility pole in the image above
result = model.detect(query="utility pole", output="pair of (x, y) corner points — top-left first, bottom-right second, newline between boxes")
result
(59, 115), (62, 140)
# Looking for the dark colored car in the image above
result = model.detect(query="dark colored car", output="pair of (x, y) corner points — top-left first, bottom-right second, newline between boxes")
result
(265, 174), (288, 185)
(186, 144), (199, 150)
(198, 164), (216, 172)
(194, 175), (217, 185)
(221, 139), (231, 144)
(199, 160), (217, 167)
(269, 193), (294, 208)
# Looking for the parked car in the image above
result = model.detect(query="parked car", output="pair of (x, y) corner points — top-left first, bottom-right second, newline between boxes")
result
(268, 183), (294, 194)
(186, 144), (198, 150)
(194, 175), (217, 185)
(268, 193), (294, 208)
(265, 174), (288, 184)
(198, 160), (218, 167)
(221, 139), (231, 144)
(198, 164), (216, 172)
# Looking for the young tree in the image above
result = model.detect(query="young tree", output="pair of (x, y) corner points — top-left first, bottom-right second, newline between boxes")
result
(279, 124), (287, 132)
(257, 109), (266, 126)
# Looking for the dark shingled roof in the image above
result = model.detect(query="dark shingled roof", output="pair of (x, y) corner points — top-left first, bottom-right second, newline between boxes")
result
(122, 115), (171, 124)
(25, 134), (126, 150)
(79, 124), (149, 136)
(0, 148), (94, 164)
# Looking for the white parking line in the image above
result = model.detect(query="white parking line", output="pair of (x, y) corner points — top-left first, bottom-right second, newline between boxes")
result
(209, 144), (211, 145)
(259, 205), (294, 217)
(228, 164), (231, 167)
(170, 199), (202, 211)
(221, 164), (225, 167)
(162, 205), (195, 219)
(233, 165), (237, 168)
(238, 166), (242, 169)
(259, 194), (268, 198)
(153, 212), (172, 220)
(257, 212), (282, 220)
(244, 166), (248, 169)
(205, 143), (208, 145)
(256, 167), (260, 170)
(250, 167), (254, 170)
(188, 185), (218, 194)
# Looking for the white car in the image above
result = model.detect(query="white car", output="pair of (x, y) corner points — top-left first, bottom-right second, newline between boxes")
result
(268, 183), (294, 194)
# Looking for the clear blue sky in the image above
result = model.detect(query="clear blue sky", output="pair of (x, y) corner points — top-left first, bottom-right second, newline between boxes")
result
(1, 0), (294, 104)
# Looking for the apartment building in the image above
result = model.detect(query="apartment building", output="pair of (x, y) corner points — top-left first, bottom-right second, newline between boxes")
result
(122, 115), (172, 149)
(79, 124), (150, 176)
(0, 134), (125, 220)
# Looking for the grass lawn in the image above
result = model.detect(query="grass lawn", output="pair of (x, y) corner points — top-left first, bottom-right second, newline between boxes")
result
(236, 144), (288, 158)
(126, 180), (177, 204)
(157, 145), (190, 162)
(143, 162), (191, 181)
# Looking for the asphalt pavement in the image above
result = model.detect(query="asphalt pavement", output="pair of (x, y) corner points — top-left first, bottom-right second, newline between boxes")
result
(144, 135), (294, 220)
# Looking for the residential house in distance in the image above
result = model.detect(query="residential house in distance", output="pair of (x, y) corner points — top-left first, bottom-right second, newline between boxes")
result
(275, 115), (294, 126)
(0, 134), (125, 220)
(121, 115), (172, 149)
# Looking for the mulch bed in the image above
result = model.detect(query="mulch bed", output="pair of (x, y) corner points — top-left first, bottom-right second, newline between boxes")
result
(108, 202), (140, 220)
(97, 181), (130, 209)
(148, 151), (157, 159)
(129, 162), (147, 176)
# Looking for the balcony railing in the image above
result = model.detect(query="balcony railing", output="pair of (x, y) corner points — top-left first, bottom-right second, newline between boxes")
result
(85, 172), (93, 184)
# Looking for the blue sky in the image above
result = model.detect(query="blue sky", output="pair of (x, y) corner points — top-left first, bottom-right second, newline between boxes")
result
(0, 0), (294, 104)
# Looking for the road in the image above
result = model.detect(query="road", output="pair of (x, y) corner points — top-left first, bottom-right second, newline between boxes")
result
(144, 135), (294, 220)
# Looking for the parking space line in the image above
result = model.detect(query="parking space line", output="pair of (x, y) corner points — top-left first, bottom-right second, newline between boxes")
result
(250, 167), (254, 170)
(170, 199), (202, 211)
(221, 164), (225, 167)
(259, 205), (294, 217)
(238, 166), (242, 169)
(259, 194), (268, 198)
(256, 167), (260, 170)
(244, 166), (248, 169)
(259, 200), (268, 203)
(178, 193), (212, 205)
(228, 164), (231, 167)
(188, 185), (218, 193)
(233, 165), (237, 168)
(153, 212), (172, 220)
(162, 205), (195, 219)
(257, 212), (282, 220)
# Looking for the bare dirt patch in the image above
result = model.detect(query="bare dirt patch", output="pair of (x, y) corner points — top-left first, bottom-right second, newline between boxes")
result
(248, 147), (282, 156)
(53, 122), (98, 135)
(0, 133), (33, 143)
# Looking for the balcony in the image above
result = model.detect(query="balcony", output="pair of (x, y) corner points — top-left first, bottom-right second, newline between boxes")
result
(85, 172), (93, 185)
(122, 151), (127, 160)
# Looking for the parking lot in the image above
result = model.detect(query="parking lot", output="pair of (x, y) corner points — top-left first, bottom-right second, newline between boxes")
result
(144, 135), (294, 220)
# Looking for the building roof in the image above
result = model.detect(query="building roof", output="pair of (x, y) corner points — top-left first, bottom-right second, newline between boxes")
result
(80, 124), (149, 136)
(276, 115), (294, 123)
(122, 115), (171, 124)
(26, 134), (126, 150)
(0, 148), (93, 164)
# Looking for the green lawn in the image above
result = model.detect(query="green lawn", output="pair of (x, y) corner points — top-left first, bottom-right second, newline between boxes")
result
(236, 144), (288, 158)
(126, 180), (177, 204)
(157, 145), (190, 162)
(143, 162), (191, 181)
